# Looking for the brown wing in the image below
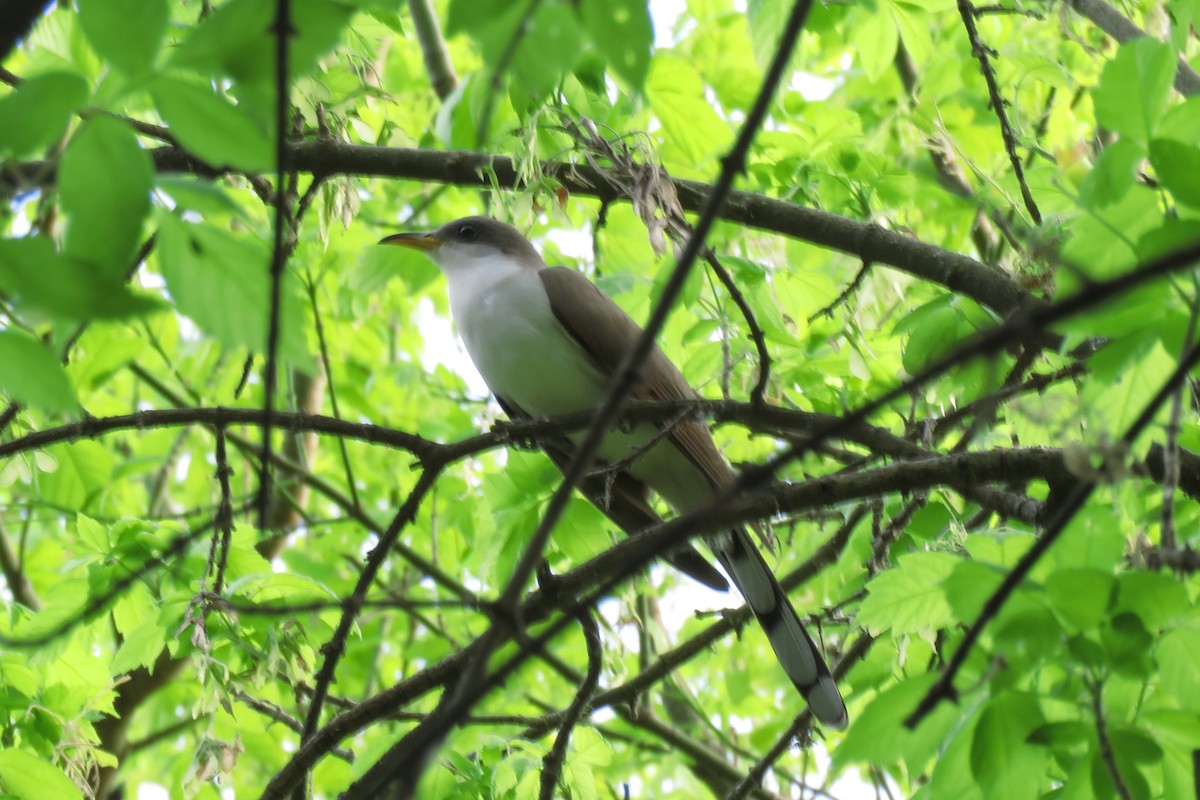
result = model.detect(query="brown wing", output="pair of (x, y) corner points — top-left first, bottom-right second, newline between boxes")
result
(495, 394), (729, 592)
(536, 268), (849, 729)
(538, 266), (735, 491)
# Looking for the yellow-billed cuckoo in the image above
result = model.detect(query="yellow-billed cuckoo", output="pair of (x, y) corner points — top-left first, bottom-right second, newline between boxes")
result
(381, 216), (847, 728)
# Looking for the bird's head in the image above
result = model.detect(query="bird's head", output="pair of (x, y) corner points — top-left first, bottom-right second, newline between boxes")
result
(379, 216), (544, 273)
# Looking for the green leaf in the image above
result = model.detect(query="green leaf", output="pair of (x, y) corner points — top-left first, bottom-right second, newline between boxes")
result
(0, 72), (89, 159)
(942, 560), (1004, 623)
(857, 551), (958, 635)
(746, 0), (787, 68)
(1081, 338), (1175, 445)
(151, 76), (273, 171)
(110, 619), (167, 674)
(1045, 567), (1115, 631)
(40, 442), (114, 510)
(1100, 612), (1153, 676)
(74, 514), (109, 553)
(895, 294), (995, 373)
(1114, 571), (1190, 631)
(1092, 38), (1175, 145)
(0, 237), (161, 321)
(858, 6), (899, 82)
(0, 331), (78, 415)
(1026, 720), (1090, 748)
(170, 0), (354, 82)
(646, 56), (733, 167)
(157, 216), (313, 370)
(510, 4), (583, 101)
(554, 498), (612, 563)
(892, 3), (932, 66)
(1148, 138), (1200, 207)
(58, 116), (152, 278)
(155, 176), (250, 218)
(1158, 627), (1200, 711)
(970, 692), (1047, 800)
(0, 749), (84, 800)
(77, 0), (167, 75)
(833, 674), (959, 772)
(580, 0), (653, 90)
(1080, 138), (1144, 208)
(1052, 506), (1127, 571)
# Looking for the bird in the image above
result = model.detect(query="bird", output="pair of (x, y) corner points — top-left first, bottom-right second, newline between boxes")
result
(380, 216), (847, 728)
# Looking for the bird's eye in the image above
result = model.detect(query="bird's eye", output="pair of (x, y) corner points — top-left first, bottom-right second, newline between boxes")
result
(456, 223), (477, 241)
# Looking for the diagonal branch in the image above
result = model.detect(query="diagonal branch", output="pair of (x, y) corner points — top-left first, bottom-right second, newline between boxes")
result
(957, 0), (1042, 225)
(1066, 0), (1200, 96)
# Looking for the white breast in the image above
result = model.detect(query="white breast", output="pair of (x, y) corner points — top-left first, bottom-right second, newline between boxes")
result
(445, 256), (609, 417)
(442, 254), (716, 511)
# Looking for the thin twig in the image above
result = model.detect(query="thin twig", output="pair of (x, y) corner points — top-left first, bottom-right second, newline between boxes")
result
(408, 0), (458, 100)
(212, 427), (235, 595)
(1159, 293), (1198, 549)
(475, 0), (541, 148)
(236, 690), (355, 762)
(1089, 680), (1134, 800)
(957, 0), (1041, 224)
(259, 0), (294, 533)
(703, 249), (772, 404)
(808, 260), (872, 323)
(537, 609), (602, 800)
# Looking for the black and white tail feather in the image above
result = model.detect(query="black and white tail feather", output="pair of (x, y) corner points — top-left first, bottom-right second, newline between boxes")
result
(711, 528), (848, 729)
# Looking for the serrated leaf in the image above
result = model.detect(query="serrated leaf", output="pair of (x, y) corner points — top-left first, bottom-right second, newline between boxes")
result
(1045, 568), (1115, 631)
(857, 6), (898, 82)
(580, 0), (652, 90)
(40, 442), (114, 510)
(646, 56), (733, 167)
(570, 727), (612, 767)
(970, 692), (1047, 800)
(170, 0), (353, 82)
(157, 216), (313, 370)
(1080, 138), (1144, 208)
(20, 580), (88, 641)
(857, 551), (958, 635)
(110, 620), (167, 674)
(77, 0), (167, 75)
(1149, 138), (1200, 207)
(0, 331), (78, 415)
(833, 674), (958, 772)
(891, 3), (931, 67)
(0, 72), (89, 159)
(156, 176), (248, 218)
(1092, 38), (1175, 145)
(58, 116), (152, 278)
(1114, 571), (1189, 631)
(152, 76), (273, 171)
(0, 749), (84, 800)
(0, 237), (161, 322)
(74, 514), (109, 553)
(746, 0), (787, 68)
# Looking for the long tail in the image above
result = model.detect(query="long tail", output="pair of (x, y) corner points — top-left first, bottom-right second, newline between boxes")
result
(711, 528), (848, 729)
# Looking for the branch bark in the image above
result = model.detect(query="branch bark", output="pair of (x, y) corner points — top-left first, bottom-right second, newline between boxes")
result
(2, 142), (1048, 325)
(1066, 0), (1200, 96)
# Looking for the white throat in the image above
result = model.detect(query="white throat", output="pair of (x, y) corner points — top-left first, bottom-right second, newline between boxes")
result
(439, 253), (610, 419)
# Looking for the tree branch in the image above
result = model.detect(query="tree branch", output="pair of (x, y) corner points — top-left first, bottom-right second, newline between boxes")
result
(1066, 0), (1200, 96)
(2, 142), (1048, 325)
